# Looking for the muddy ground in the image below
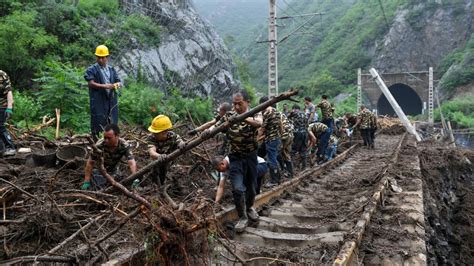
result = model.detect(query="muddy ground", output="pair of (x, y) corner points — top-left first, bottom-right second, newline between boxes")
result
(1, 122), (473, 264)
(0, 126), (227, 264)
(419, 141), (474, 265)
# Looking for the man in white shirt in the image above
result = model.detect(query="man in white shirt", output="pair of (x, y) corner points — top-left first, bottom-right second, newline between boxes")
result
(212, 155), (268, 203)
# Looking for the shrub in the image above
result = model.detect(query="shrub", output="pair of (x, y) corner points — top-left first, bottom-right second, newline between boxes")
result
(33, 61), (90, 133)
(0, 10), (58, 86)
(120, 81), (167, 126)
(11, 91), (41, 129)
(119, 14), (161, 46)
(435, 96), (474, 128)
(120, 82), (214, 128)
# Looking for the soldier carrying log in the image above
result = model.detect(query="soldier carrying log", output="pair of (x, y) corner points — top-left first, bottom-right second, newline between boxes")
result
(203, 90), (263, 233)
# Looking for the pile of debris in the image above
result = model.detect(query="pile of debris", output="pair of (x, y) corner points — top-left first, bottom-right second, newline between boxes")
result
(0, 89), (299, 264)
(0, 124), (226, 264)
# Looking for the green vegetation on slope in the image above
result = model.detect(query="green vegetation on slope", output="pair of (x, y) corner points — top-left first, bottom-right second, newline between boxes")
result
(438, 35), (474, 95)
(435, 96), (474, 128)
(0, 0), (214, 136)
(243, 0), (409, 93)
(194, 0), (269, 53)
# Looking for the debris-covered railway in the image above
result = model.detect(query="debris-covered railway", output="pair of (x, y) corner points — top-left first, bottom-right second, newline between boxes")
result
(1, 123), (473, 265)
(209, 130), (428, 265)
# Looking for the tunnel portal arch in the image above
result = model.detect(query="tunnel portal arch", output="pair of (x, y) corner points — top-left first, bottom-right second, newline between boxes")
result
(377, 83), (423, 116)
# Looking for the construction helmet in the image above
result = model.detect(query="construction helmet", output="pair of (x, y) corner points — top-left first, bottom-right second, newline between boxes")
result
(95, 45), (109, 57)
(148, 115), (172, 133)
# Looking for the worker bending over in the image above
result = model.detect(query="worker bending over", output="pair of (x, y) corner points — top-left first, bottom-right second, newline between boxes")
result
(212, 155), (268, 203)
(82, 124), (137, 190)
(147, 115), (186, 185)
(203, 90), (262, 233)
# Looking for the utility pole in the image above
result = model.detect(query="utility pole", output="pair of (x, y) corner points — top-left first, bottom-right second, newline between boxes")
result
(259, 2), (323, 97)
(357, 68), (362, 112)
(428, 67), (434, 126)
(268, 0), (278, 97)
(370, 68), (422, 141)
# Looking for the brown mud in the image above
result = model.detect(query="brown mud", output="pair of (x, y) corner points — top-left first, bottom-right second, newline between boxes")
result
(418, 141), (474, 265)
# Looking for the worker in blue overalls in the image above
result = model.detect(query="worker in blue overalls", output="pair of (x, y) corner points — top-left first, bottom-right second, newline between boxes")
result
(84, 45), (122, 141)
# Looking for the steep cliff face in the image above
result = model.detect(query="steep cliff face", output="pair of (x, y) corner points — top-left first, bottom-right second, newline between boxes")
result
(115, 0), (240, 100)
(372, 2), (473, 73)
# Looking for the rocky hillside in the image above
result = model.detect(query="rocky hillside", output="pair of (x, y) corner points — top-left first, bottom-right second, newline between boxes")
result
(199, 0), (472, 97)
(373, 2), (472, 79)
(116, 0), (240, 100)
(193, 0), (270, 53)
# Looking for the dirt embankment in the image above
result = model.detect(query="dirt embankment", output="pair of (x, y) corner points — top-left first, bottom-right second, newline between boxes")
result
(419, 141), (474, 265)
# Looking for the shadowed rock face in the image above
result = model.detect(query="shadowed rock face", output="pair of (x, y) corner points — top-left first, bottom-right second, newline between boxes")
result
(116, 0), (240, 102)
(372, 2), (473, 73)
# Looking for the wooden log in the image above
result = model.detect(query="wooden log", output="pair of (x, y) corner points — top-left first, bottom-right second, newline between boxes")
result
(48, 214), (105, 254)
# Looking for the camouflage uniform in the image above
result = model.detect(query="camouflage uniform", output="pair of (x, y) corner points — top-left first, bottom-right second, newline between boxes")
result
(215, 110), (259, 221)
(0, 71), (12, 108)
(261, 107), (282, 184)
(91, 138), (134, 174)
(358, 109), (374, 147)
(370, 111), (377, 143)
(289, 110), (309, 168)
(147, 131), (184, 184)
(317, 99), (334, 132)
(261, 107), (281, 141)
(89, 138), (134, 189)
(308, 122), (331, 159)
(0, 70), (14, 153)
(280, 113), (294, 178)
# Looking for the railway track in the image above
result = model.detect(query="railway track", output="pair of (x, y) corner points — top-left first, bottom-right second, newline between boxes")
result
(213, 132), (416, 264)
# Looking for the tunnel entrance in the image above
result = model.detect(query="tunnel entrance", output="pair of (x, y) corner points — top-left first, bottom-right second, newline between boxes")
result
(377, 83), (422, 116)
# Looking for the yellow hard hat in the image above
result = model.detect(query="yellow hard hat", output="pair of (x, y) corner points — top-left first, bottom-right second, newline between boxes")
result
(95, 45), (109, 57)
(148, 115), (172, 133)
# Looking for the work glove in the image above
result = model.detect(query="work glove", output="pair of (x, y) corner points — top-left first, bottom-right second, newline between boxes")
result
(81, 181), (91, 190)
(113, 83), (121, 96)
(188, 129), (198, 136)
(5, 108), (12, 120)
(177, 141), (186, 149)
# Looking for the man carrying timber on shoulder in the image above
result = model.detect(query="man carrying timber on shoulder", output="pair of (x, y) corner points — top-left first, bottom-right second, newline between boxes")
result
(203, 90), (262, 233)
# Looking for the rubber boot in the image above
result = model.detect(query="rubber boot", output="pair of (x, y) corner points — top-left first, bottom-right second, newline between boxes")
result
(1, 130), (15, 156)
(233, 192), (248, 233)
(301, 156), (308, 170)
(285, 161), (294, 179)
(245, 190), (259, 221)
(264, 168), (279, 188)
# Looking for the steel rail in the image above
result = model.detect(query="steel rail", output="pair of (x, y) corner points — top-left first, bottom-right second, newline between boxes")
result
(333, 133), (407, 266)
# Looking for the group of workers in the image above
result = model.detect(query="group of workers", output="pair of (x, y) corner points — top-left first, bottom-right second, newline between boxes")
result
(0, 45), (379, 234)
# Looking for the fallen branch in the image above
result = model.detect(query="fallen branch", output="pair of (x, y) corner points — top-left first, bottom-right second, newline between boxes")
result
(216, 238), (246, 264)
(86, 136), (153, 209)
(3, 255), (75, 265)
(29, 116), (55, 133)
(94, 207), (142, 247)
(55, 189), (118, 199)
(163, 184), (178, 209)
(56, 193), (108, 206)
(48, 214), (105, 254)
(186, 106), (212, 161)
(0, 178), (44, 204)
